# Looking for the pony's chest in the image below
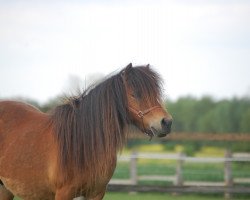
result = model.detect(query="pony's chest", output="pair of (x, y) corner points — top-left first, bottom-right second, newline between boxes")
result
(2, 177), (54, 200)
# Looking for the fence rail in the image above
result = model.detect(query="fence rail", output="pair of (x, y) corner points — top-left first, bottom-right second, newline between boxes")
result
(109, 151), (250, 196)
(129, 133), (250, 141)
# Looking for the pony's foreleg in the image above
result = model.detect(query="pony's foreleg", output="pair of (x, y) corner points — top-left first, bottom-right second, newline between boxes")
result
(0, 185), (14, 200)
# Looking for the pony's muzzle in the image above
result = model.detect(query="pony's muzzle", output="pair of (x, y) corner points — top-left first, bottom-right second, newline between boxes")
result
(149, 117), (172, 138)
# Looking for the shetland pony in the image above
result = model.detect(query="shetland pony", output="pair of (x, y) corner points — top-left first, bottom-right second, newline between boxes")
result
(0, 64), (172, 200)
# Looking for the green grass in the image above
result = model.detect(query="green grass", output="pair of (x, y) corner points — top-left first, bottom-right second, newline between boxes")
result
(104, 192), (249, 200)
(15, 192), (250, 200)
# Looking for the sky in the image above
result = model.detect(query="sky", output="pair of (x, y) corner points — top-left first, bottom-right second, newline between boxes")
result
(0, 0), (250, 103)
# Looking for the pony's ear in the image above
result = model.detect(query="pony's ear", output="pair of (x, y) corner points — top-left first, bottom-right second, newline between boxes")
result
(124, 63), (133, 75)
(125, 63), (133, 70)
(121, 63), (133, 80)
(146, 64), (150, 69)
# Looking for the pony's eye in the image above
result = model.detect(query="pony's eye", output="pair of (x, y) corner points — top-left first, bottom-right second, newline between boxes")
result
(131, 93), (136, 98)
(131, 93), (142, 100)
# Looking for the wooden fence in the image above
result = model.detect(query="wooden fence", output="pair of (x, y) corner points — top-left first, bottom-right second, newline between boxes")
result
(129, 133), (250, 141)
(109, 151), (250, 196)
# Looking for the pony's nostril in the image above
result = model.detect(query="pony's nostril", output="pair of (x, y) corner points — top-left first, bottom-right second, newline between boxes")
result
(161, 118), (172, 130)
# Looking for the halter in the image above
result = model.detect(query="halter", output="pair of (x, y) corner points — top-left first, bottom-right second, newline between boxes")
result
(128, 105), (162, 140)
(128, 105), (162, 119)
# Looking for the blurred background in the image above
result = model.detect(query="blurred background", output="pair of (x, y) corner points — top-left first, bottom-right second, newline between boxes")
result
(1, 0), (250, 199)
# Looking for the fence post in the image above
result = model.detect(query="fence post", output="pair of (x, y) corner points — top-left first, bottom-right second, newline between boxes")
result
(130, 151), (138, 185)
(175, 152), (185, 186)
(224, 149), (233, 199)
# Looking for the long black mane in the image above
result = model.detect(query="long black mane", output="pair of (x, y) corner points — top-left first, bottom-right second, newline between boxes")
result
(51, 64), (162, 188)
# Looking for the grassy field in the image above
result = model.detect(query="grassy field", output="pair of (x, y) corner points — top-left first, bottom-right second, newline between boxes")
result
(104, 192), (223, 200)
(104, 192), (250, 200)
(14, 192), (249, 200)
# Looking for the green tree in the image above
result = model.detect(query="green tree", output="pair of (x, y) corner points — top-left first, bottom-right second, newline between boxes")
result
(167, 96), (198, 132)
(240, 108), (250, 133)
(166, 95), (250, 134)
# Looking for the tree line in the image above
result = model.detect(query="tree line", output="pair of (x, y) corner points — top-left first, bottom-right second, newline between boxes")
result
(166, 96), (250, 134)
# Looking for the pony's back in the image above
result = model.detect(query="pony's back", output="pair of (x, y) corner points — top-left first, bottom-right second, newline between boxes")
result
(0, 101), (45, 141)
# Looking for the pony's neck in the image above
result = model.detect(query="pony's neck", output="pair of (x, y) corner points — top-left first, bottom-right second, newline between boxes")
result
(51, 72), (129, 187)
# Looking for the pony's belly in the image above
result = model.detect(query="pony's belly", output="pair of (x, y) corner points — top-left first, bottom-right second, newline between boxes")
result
(1, 177), (54, 200)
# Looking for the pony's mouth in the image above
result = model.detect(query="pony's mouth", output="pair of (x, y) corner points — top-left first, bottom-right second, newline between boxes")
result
(145, 127), (170, 139)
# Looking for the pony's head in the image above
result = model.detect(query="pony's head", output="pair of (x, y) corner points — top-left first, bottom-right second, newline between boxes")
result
(122, 63), (172, 138)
